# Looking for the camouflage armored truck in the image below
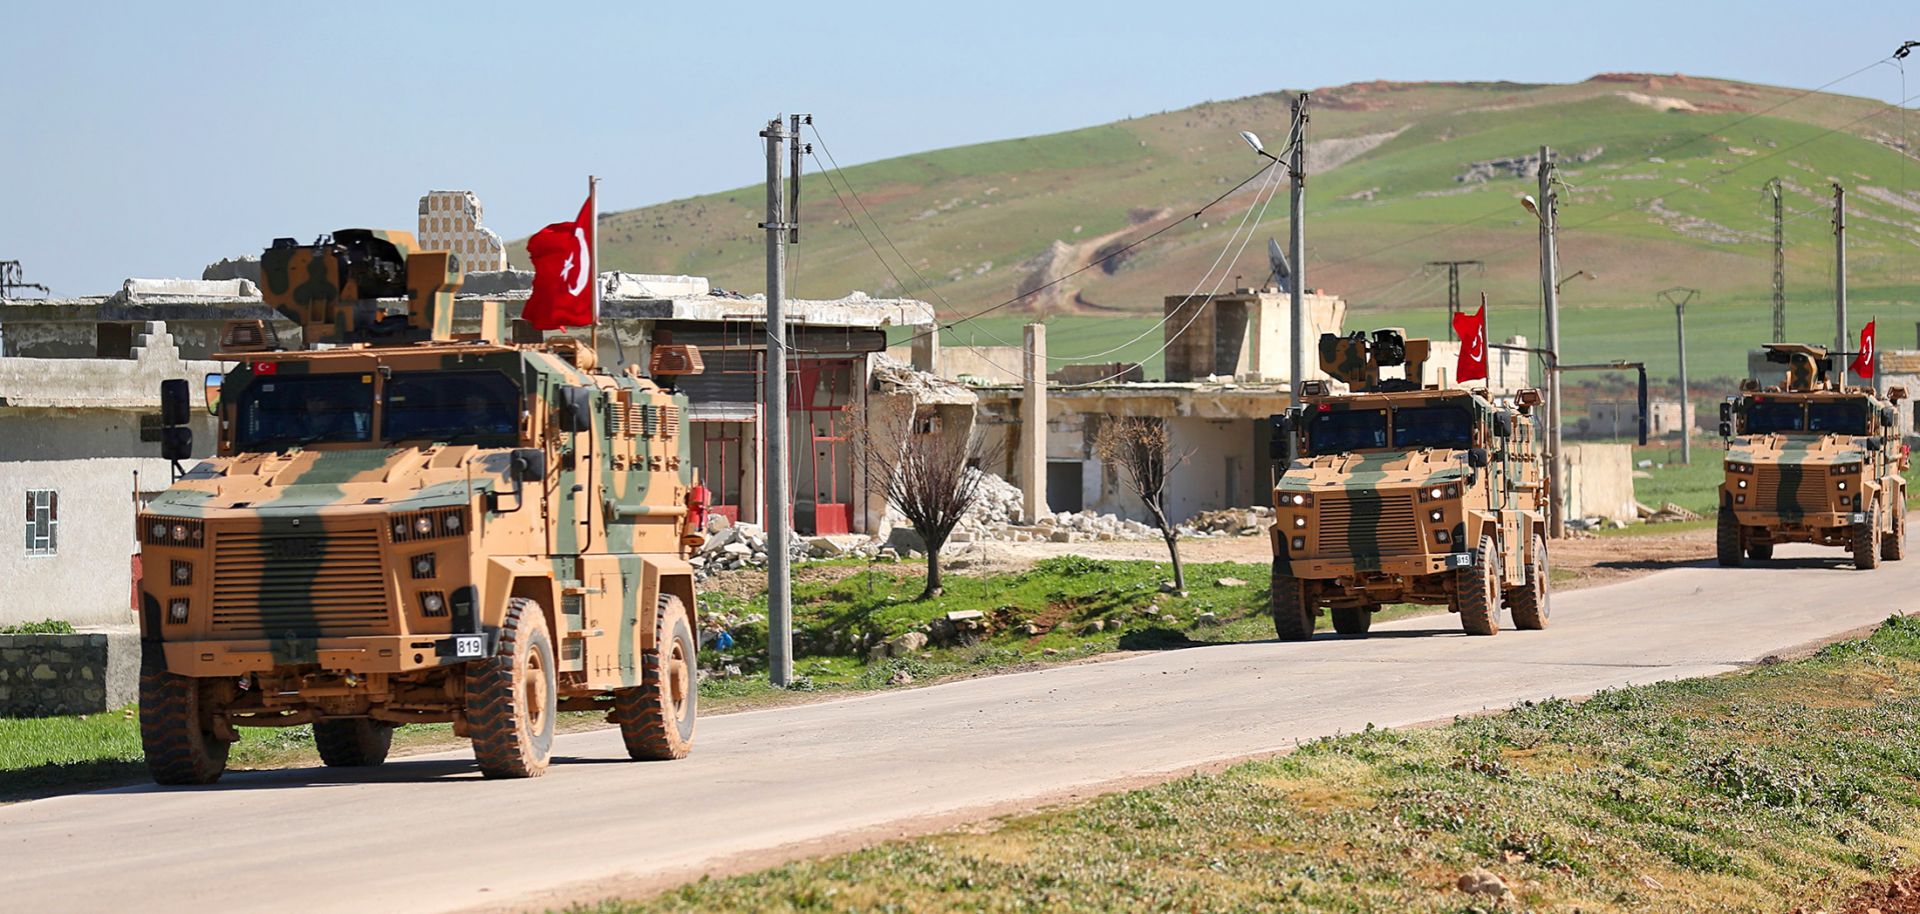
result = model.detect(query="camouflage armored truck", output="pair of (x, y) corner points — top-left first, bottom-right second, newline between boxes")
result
(136, 230), (708, 783)
(1716, 343), (1908, 569)
(1267, 330), (1550, 639)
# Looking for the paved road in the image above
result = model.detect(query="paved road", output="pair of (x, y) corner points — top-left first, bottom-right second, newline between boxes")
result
(7, 541), (1917, 914)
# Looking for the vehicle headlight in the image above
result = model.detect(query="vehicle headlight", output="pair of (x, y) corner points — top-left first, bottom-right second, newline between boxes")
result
(415, 516), (435, 535)
(1445, 485), (1459, 497)
(1430, 487), (1444, 499)
(422, 593), (445, 613)
(172, 562), (192, 584)
(1737, 479), (1747, 488)
(413, 554), (436, 578)
(443, 513), (462, 533)
(1838, 480), (1848, 490)
(167, 599), (189, 624)
(1293, 516), (1307, 528)
(1429, 509), (1443, 522)
(151, 522), (169, 540)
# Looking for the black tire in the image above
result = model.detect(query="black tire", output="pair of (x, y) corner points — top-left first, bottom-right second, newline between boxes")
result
(1453, 533), (1501, 636)
(465, 598), (556, 778)
(1715, 508), (1744, 567)
(139, 659), (230, 786)
(1330, 604), (1373, 636)
(1854, 507), (1882, 570)
(1883, 497), (1906, 561)
(616, 593), (697, 761)
(1747, 542), (1773, 561)
(1508, 532), (1549, 631)
(313, 719), (395, 767)
(1270, 560), (1315, 642)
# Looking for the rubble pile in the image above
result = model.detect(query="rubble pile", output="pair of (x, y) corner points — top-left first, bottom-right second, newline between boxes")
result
(1183, 506), (1274, 537)
(691, 517), (870, 580)
(1636, 501), (1703, 524)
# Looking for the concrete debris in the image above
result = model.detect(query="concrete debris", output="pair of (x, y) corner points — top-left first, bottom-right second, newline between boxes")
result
(1188, 506), (1273, 537)
(1456, 867), (1511, 898)
(1636, 500), (1702, 524)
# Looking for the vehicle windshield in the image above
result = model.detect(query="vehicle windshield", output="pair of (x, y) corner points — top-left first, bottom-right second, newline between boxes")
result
(1807, 399), (1870, 434)
(234, 374), (375, 450)
(383, 371), (521, 444)
(1392, 404), (1476, 449)
(1745, 400), (1805, 434)
(1306, 409), (1387, 454)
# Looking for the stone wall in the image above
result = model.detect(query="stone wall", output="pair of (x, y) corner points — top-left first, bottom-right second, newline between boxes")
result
(0, 630), (137, 717)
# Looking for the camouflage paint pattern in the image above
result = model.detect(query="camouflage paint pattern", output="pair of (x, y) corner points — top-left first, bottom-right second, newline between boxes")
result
(1271, 332), (1546, 612)
(137, 228), (700, 731)
(1721, 347), (1906, 550)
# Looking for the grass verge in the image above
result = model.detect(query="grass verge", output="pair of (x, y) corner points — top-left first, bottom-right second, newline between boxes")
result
(572, 614), (1920, 914)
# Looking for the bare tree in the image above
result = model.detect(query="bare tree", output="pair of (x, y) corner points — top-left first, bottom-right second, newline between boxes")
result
(853, 404), (994, 600)
(1095, 417), (1194, 594)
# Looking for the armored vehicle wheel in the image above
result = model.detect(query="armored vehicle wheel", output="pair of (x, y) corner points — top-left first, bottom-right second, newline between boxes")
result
(313, 719), (395, 767)
(1715, 509), (1744, 567)
(1507, 533), (1549, 631)
(1270, 561), (1315, 642)
(1747, 542), (1773, 561)
(1330, 604), (1373, 636)
(616, 594), (697, 761)
(1453, 534), (1501, 636)
(465, 598), (556, 778)
(1854, 509), (1883, 570)
(139, 660), (230, 786)
(1883, 499), (1906, 561)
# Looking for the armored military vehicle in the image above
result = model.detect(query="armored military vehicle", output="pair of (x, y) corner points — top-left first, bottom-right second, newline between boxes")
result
(137, 230), (707, 783)
(1716, 343), (1907, 569)
(1267, 330), (1550, 639)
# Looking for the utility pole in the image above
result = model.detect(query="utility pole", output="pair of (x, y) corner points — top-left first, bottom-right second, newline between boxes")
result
(1660, 287), (1700, 465)
(1766, 178), (1786, 343)
(760, 115), (795, 687)
(1833, 182), (1848, 387)
(1428, 260), (1483, 340)
(1288, 93), (1310, 393)
(1535, 146), (1565, 538)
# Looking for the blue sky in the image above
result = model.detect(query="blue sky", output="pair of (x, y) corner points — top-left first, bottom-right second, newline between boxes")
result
(1, 0), (1913, 294)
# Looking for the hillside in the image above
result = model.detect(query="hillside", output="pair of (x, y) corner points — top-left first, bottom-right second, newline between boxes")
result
(521, 74), (1920, 380)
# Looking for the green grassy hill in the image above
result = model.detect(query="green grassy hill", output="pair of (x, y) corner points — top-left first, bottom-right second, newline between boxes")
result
(524, 74), (1920, 382)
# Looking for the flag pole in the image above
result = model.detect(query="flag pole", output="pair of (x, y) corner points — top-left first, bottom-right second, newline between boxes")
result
(589, 175), (601, 358)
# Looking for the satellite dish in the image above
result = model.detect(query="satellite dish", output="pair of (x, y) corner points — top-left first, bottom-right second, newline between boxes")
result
(1267, 238), (1293, 292)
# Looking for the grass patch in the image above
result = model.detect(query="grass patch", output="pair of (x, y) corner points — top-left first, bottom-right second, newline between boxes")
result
(573, 614), (1920, 913)
(0, 620), (76, 635)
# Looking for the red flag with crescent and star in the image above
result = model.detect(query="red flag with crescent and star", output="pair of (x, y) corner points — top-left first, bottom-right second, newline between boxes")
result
(1850, 319), (1876, 380)
(523, 194), (595, 330)
(1453, 304), (1488, 383)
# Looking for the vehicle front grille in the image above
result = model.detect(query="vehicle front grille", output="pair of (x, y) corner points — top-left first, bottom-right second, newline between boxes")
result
(1314, 492), (1422, 557)
(209, 527), (391, 635)
(1752, 465), (1830, 514)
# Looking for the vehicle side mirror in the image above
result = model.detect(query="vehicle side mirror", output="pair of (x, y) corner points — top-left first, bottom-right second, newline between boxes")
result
(510, 447), (547, 482)
(1881, 406), (1897, 427)
(1467, 448), (1490, 468)
(161, 379), (191, 427)
(1268, 413), (1296, 461)
(1718, 421), (1732, 439)
(1493, 411), (1513, 439)
(1718, 401), (1733, 423)
(203, 372), (224, 416)
(160, 379), (193, 462)
(1865, 438), (1884, 452)
(557, 386), (595, 433)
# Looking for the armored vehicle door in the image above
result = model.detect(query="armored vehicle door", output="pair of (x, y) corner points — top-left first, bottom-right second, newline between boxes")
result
(551, 381), (600, 554)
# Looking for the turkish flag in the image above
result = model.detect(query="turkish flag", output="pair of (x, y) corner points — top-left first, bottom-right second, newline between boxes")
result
(1453, 305), (1488, 383)
(523, 195), (595, 330)
(1851, 319), (1876, 380)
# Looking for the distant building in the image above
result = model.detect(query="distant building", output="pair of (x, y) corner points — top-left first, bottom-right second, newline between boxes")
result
(416, 190), (507, 271)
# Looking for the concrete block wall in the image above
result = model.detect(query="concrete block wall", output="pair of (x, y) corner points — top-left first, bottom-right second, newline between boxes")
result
(0, 630), (138, 717)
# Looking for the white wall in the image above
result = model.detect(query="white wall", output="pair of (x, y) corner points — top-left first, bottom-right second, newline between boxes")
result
(0, 458), (164, 627)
